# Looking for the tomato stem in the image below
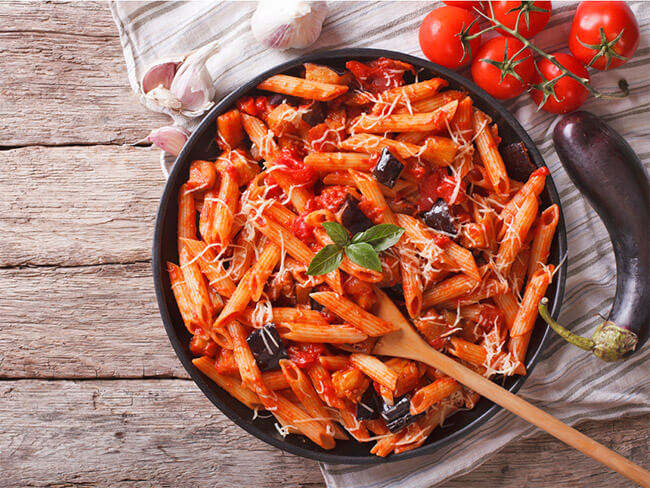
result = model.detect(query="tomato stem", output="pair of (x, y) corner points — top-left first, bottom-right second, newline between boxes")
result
(471, 4), (629, 102)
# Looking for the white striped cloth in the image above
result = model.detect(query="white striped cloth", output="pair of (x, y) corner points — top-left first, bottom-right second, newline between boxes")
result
(110, 2), (649, 486)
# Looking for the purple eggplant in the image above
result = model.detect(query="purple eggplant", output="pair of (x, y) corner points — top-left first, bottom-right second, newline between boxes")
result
(501, 142), (536, 182)
(246, 323), (288, 371)
(372, 147), (404, 188)
(340, 194), (374, 235)
(421, 199), (457, 236)
(542, 111), (649, 361)
(356, 385), (382, 420)
(381, 395), (422, 432)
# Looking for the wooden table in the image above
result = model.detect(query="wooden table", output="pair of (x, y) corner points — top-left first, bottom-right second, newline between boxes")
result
(1, 3), (646, 487)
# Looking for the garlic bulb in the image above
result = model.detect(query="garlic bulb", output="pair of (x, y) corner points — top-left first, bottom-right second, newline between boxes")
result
(143, 126), (190, 156)
(140, 40), (219, 117)
(251, 0), (327, 50)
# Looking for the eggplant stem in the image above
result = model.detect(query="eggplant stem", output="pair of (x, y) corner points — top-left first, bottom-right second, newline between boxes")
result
(538, 297), (595, 351)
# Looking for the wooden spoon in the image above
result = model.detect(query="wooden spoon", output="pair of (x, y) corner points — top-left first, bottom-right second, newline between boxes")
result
(372, 289), (650, 487)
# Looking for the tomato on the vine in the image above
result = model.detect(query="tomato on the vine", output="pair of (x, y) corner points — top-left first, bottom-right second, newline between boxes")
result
(419, 6), (482, 70)
(530, 53), (590, 114)
(442, 0), (485, 12)
(491, 0), (552, 39)
(569, 1), (640, 71)
(471, 36), (535, 100)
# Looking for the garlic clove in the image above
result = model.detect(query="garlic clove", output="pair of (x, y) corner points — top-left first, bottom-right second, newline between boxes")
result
(146, 86), (183, 111)
(141, 61), (179, 94)
(170, 40), (219, 116)
(251, 0), (327, 50)
(144, 126), (190, 156)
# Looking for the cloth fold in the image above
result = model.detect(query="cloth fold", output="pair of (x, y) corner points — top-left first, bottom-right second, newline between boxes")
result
(110, 2), (649, 486)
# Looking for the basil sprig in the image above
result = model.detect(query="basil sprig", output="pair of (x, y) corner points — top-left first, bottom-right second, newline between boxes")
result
(307, 223), (404, 276)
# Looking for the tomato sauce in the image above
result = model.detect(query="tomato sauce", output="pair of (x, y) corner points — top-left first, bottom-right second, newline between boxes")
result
(346, 57), (415, 93)
(317, 185), (349, 212)
(236, 95), (269, 117)
(418, 168), (467, 212)
(287, 343), (327, 369)
(358, 197), (384, 223)
(273, 147), (318, 187)
(291, 212), (315, 244)
(189, 334), (218, 358)
(478, 306), (505, 331)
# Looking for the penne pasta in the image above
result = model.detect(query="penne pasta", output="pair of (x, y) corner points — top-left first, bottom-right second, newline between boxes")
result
(310, 291), (399, 336)
(351, 100), (459, 133)
(409, 377), (461, 415)
(277, 322), (368, 343)
(528, 204), (560, 278)
(304, 152), (373, 172)
(510, 266), (554, 337)
(167, 56), (560, 456)
(472, 109), (509, 195)
(350, 353), (399, 391)
(258, 74), (349, 102)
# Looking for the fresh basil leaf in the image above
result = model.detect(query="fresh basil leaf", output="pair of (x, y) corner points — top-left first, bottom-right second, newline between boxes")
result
(351, 224), (405, 252)
(322, 222), (350, 247)
(345, 243), (382, 272)
(307, 244), (344, 276)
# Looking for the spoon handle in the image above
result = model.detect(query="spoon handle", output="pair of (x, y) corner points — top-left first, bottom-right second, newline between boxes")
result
(413, 342), (650, 487)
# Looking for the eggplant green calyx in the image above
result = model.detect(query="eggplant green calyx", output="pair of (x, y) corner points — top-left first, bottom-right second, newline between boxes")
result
(538, 297), (638, 362)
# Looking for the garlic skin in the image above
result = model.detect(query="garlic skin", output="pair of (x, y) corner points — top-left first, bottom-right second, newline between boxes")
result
(141, 61), (179, 94)
(139, 40), (219, 118)
(251, 0), (328, 50)
(170, 40), (219, 117)
(144, 126), (190, 156)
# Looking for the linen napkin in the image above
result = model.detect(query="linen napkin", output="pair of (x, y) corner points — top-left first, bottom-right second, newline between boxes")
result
(110, 2), (650, 486)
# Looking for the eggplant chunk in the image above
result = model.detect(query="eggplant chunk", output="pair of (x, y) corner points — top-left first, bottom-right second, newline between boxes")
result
(421, 199), (457, 236)
(340, 194), (374, 235)
(267, 93), (304, 107)
(302, 101), (326, 126)
(501, 142), (536, 182)
(356, 385), (382, 420)
(372, 147), (404, 188)
(382, 283), (405, 304)
(246, 323), (288, 371)
(310, 296), (325, 312)
(381, 395), (422, 432)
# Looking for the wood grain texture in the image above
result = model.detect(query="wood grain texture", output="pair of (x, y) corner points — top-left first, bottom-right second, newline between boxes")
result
(0, 379), (324, 488)
(0, 262), (187, 379)
(0, 1), (168, 146)
(441, 413), (650, 488)
(0, 379), (646, 488)
(0, 145), (162, 267)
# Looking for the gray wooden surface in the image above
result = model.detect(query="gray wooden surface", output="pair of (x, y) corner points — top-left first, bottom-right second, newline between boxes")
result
(0, 2), (647, 487)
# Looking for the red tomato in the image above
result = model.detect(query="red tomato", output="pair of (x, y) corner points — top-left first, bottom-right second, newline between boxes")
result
(317, 185), (349, 212)
(287, 343), (327, 369)
(443, 0), (485, 12)
(471, 36), (535, 99)
(291, 212), (315, 244)
(273, 147), (318, 187)
(530, 53), (590, 114)
(569, 1), (640, 70)
(419, 6), (482, 69)
(491, 0), (552, 39)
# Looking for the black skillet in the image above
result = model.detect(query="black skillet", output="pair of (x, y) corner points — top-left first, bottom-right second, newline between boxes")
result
(152, 48), (567, 464)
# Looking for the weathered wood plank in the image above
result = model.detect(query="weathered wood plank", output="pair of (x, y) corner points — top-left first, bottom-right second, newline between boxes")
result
(0, 378), (646, 488)
(0, 263), (186, 379)
(0, 379), (324, 488)
(442, 414), (650, 488)
(0, 2), (167, 146)
(0, 145), (162, 267)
